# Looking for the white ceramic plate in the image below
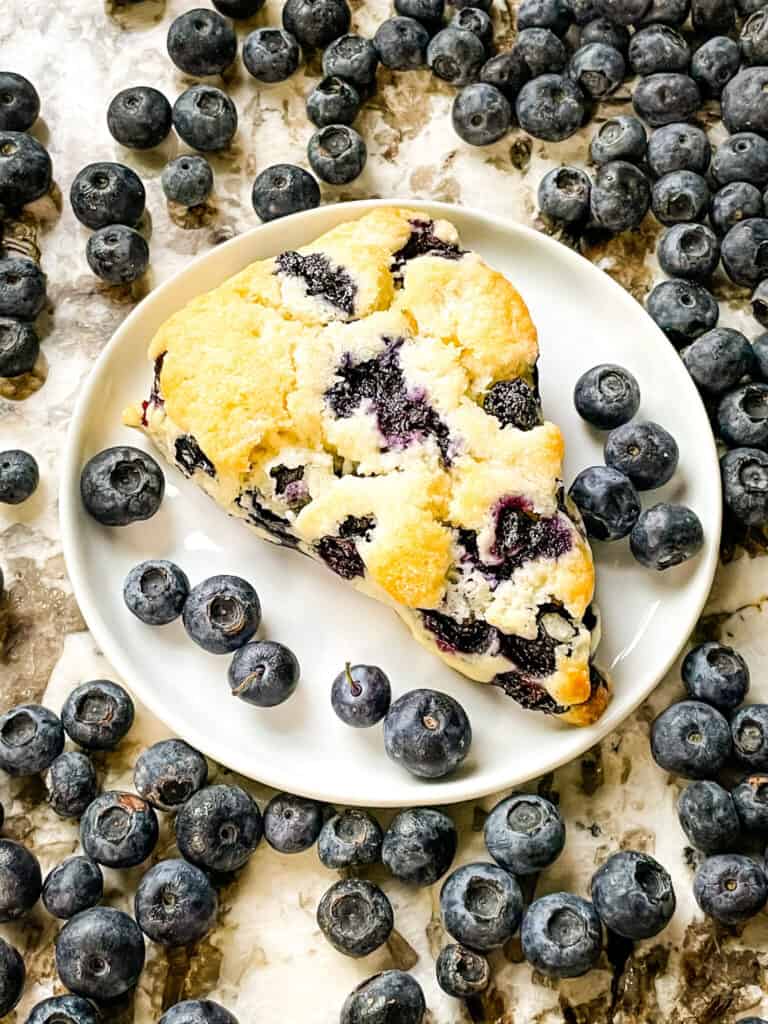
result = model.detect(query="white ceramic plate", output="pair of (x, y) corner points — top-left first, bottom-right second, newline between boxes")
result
(60, 199), (721, 807)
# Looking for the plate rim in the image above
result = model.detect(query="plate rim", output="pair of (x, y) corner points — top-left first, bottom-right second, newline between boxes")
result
(59, 197), (722, 806)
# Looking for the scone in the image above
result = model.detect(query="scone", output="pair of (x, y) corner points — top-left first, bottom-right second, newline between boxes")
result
(125, 207), (610, 726)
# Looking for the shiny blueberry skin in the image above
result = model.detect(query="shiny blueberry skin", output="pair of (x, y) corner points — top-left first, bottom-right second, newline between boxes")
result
(713, 133), (768, 190)
(80, 446), (164, 526)
(0, 317), (39, 377)
(452, 83), (511, 145)
(741, 9), (768, 66)
(718, 384), (768, 450)
(721, 218), (768, 288)
(678, 780), (740, 853)
(81, 791), (158, 869)
(0, 256), (46, 321)
(591, 850), (675, 939)
(56, 906), (145, 1001)
(568, 465), (641, 541)
(318, 808), (383, 868)
(228, 640), (300, 707)
(123, 559), (189, 626)
(183, 574), (261, 654)
(691, 0), (735, 32)
(652, 170), (710, 225)
(574, 363), (640, 429)
(517, 73), (586, 142)
(732, 774), (768, 832)
(521, 893), (602, 978)
(252, 164), (320, 223)
(243, 28), (301, 82)
(538, 166), (591, 223)
(26, 995), (102, 1024)
(440, 862), (523, 950)
(451, 7), (493, 47)
(176, 784), (262, 872)
(0, 936), (24, 1017)
(107, 86), (172, 150)
(212, 0), (265, 14)
(519, 0), (572, 33)
(633, 73), (701, 127)
(330, 663), (391, 727)
(590, 160), (651, 232)
(436, 943), (490, 997)
(630, 503), (704, 570)
(323, 34), (379, 89)
(568, 42), (625, 98)
(683, 642), (750, 711)
(480, 49), (531, 101)
(731, 705), (768, 770)
(135, 858), (217, 947)
(384, 688), (471, 779)
(307, 124), (366, 184)
(645, 279), (718, 347)
(374, 16), (430, 69)
(0, 71), (39, 131)
(173, 86), (238, 152)
(70, 162), (145, 230)
(647, 122), (711, 177)
(629, 24), (689, 74)
(395, 0), (445, 30)
(163, 155), (214, 208)
(484, 793), (565, 875)
(44, 751), (98, 818)
(317, 878), (393, 957)
(604, 420), (678, 490)
(756, 331), (768, 370)
(711, 182), (764, 237)
(0, 839), (41, 921)
(690, 35), (740, 97)
(650, 700), (731, 778)
(567, 0), (602, 23)
(282, 0), (351, 48)
(160, 1000), (239, 1024)
(340, 971), (426, 1024)
(166, 9), (237, 76)
(515, 28), (568, 75)
(427, 26), (486, 83)
(581, 16), (630, 50)
(382, 807), (457, 886)
(134, 738), (208, 810)
(590, 115), (647, 165)
(0, 131), (52, 208)
(306, 76), (360, 127)
(596, 0), (651, 24)
(0, 703), (63, 775)
(0, 449), (39, 504)
(722, 68), (768, 137)
(263, 792), (324, 853)
(42, 857), (103, 919)
(658, 223), (720, 281)
(62, 679), (134, 750)
(86, 225), (149, 285)
(721, 447), (768, 526)
(694, 854), (768, 923)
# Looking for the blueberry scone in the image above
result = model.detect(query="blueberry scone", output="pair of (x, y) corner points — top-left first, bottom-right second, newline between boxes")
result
(125, 207), (609, 725)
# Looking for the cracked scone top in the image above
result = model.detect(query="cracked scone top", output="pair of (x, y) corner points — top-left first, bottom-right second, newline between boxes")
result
(125, 207), (609, 726)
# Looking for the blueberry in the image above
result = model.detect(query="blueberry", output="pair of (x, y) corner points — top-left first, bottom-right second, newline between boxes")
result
(27, 995), (101, 1024)
(515, 28), (567, 75)
(251, 163), (320, 221)
(282, 0), (351, 48)
(682, 642), (749, 714)
(134, 738), (208, 810)
(436, 943), (490, 997)
(690, 36), (740, 97)
(574, 364), (640, 429)
(633, 73), (700, 128)
(183, 574), (260, 654)
(718, 384), (768, 450)
(44, 751), (98, 818)
(173, 85), (238, 152)
(516, 73), (586, 142)
(80, 446), (164, 526)
(591, 850), (675, 938)
(568, 0), (602, 24)
(243, 28), (302, 82)
(756, 332), (768, 373)
(263, 792), (324, 853)
(55, 907), (145, 1000)
(652, 170), (710, 225)
(733, 773), (768, 832)
(0, 71), (39, 131)
(645, 279), (718, 347)
(721, 447), (768, 525)
(538, 166), (591, 223)
(318, 808), (383, 868)
(0, 839), (41, 920)
(629, 25), (689, 76)
(81, 791), (158, 868)
(450, 7), (494, 48)
(449, 0), (492, 10)
(0, 131), (51, 208)
(323, 34), (379, 89)
(732, 706), (768, 770)
(440, 862), (523, 950)
(658, 222), (720, 281)
(590, 115), (647, 165)
(317, 878), (393, 957)
(395, 0), (446, 30)
(176, 784), (262, 871)
(480, 50), (531, 101)
(0, 256), (45, 320)
(753, 285), (768, 328)
(330, 662), (391, 727)
(590, 160), (650, 232)
(568, 42), (625, 98)
(340, 971), (425, 1024)
(306, 76), (360, 127)
(568, 465), (641, 540)
(521, 893), (602, 977)
(86, 225), (149, 285)
(70, 162), (145, 230)
(519, 0), (572, 33)
(721, 218), (768, 288)
(0, 703), (63, 775)
(307, 124), (367, 184)
(741, 9), (768, 67)
(123, 559), (189, 626)
(691, 0), (735, 31)
(452, 82), (511, 146)
(647, 122), (710, 178)
(650, 700), (731, 778)
(107, 86), (172, 150)
(229, 640), (300, 707)
(61, 679), (134, 750)
(722, 68), (768, 137)
(0, 317), (39, 377)
(678, 780), (741, 852)
(632, 503), (704, 569)
(166, 9), (237, 76)
(0, 937), (24, 1017)
(0, 449), (39, 504)
(484, 793), (565, 874)
(384, 688), (471, 779)
(596, 0), (651, 23)
(427, 26), (486, 83)
(160, 1001), (238, 1024)
(640, 0), (690, 24)
(483, 377), (542, 428)
(42, 857), (103, 919)
(581, 17), (630, 51)
(713, 135), (768, 191)
(694, 854), (767, 923)
(382, 807), (457, 886)
(135, 858), (217, 947)
(710, 182), (764, 237)
(212, 0), (265, 15)
(162, 155), (214, 207)
(604, 420), (679, 490)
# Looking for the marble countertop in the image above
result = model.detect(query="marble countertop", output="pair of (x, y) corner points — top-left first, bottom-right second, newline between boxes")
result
(2, 0), (768, 1020)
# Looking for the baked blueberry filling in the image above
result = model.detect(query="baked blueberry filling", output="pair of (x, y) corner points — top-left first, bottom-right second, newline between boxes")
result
(270, 464), (310, 511)
(236, 490), (298, 547)
(338, 514), (375, 539)
(316, 536), (365, 578)
(140, 352), (166, 426)
(483, 378), (542, 431)
(174, 434), (216, 478)
(275, 250), (356, 315)
(493, 672), (567, 715)
(390, 218), (465, 281)
(420, 609), (498, 655)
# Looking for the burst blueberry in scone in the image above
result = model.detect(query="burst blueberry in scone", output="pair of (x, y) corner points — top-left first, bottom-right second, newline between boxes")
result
(124, 207), (609, 725)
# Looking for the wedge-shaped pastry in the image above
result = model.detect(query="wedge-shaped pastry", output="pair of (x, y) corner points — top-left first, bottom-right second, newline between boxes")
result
(125, 208), (609, 725)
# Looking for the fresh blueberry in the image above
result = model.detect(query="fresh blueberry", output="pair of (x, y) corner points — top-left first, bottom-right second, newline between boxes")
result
(604, 420), (678, 490)
(450, 7), (493, 47)
(330, 662), (391, 727)
(323, 34), (379, 89)
(650, 700), (731, 778)
(516, 73), (586, 142)
(590, 115), (646, 165)
(44, 751), (98, 818)
(440, 862), (523, 950)
(0, 317), (39, 377)
(452, 83), (511, 145)
(382, 807), (457, 886)
(70, 162), (145, 229)
(80, 446), (164, 526)
(658, 223), (720, 281)
(123, 559), (189, 626)
(384, 688), (471, 779)
(0, 131), (51, 208)
(0, 71), (39, 131)
(647, 122), (710, 177)
(0, 839), (41, 920)
(307, 124), (367, 184)
(517, 0), (570, 34)
(630, 503), (704, 569)
(596, 0), (651, 23)
(251, 163), (320, 221)
(173, 85), (238, 152)
(86, 226), (149, 285)
(721, 447), (768, 525)
(0, 937), (24, 1017)
(568, 42), (625, 98)
(521, 893), (602, 977)
(340, 972), (425, 1024)
(581, 17), (630, 51)
(732, 705), (768, 770)
(590, 160), (650, 232)
(162, 155), (214, 207)
(645, 278), (718, 347)
(55, 906), (145, 1000)
(166, 9), (237, 76)
(628, 24), (689, 75)
(282, 0), (351, 48)
(568, 465), (641, 540)
(0, 703), (63, 775)
(484, 793), (565, 874)
(538, 166), (592, 223)
(722, 68), (768, 137)
(0, 256), (46, 321)
(480, 49), (531, 101)
(651, 170), (710, 225)
(732, 774), (768, 832)
(81, 791), (158, 868)
(690, 36), (740, 97)
(306, 76), (360, 127)
(678, 780), (740, 852)
(683, 642), (750, 710)
(633, 73), (700, 128)
(62, 679), (134, 750)
(318, 808), (383, 868)
(718, 384), (768, 450)
(449, 0), (492, 10)
(690, 0), (735, 31)
(721, 218), (768, 288)
(107, 86), (172, 150)
(243, 28), (302, 82)
(741, 8), (768, 66)
(42, 857), (103, 919)
(212, 0), (265, 15)
(134, 738), (208, 810)
(26, 995), (104, 1024)
(693, 854), (768, 923)
(713, 134), (768, 191)
(711, 182), (764, 237)
(395, 0), (445, 30)
(640, 0), (690, 25)
(228, 640), (300, 707)
(436, 944), (490, 997)
(591, 850), (675, 939)
(317, 878), (393, 957)
(183, 574), (260, 654)
(756, 332), (768, 372)
(0, 449), (39, 504)
(568, 0), (603, 26)
(135, 858), (217, 947)
(515, 28), (567, 75)
(427, 26), (486, 83)
(574, 364), (640, 429)
(263, 792), (324, 853)
(754, 283), (768, 328)
(176, 784), (263, 871)
(160, 1002), (238, 1024)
